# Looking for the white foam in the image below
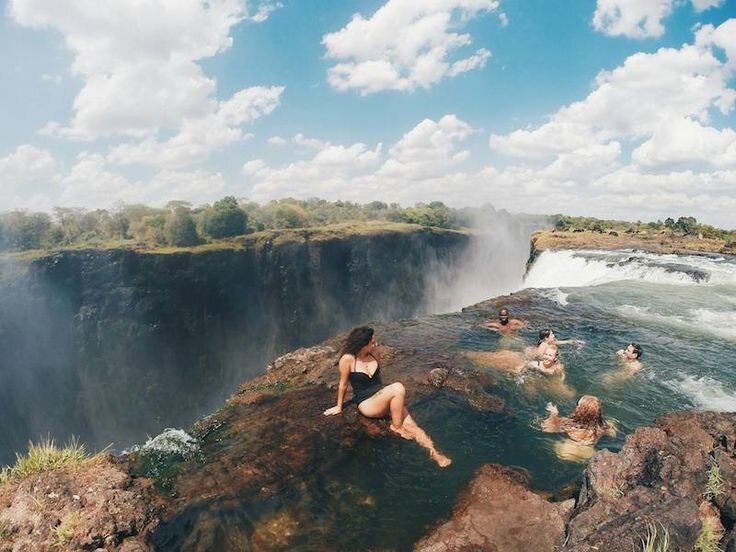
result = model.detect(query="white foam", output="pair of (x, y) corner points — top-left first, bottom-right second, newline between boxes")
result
(125, 428), (199, 457)
(539, 288), (569, 306)
(668, 376), (736, 412)
(524, 249), (736, 289)
(615, 304), (736, 341)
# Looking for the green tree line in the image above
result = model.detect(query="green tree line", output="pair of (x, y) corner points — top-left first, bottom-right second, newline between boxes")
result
(551, 214), (736, 244)
(0, 197), (481, 252)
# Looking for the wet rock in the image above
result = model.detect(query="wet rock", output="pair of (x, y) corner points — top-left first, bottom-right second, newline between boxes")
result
(565, 411), (736, 551)
(415, 464), (572, 552)
(0, 454), (159, 551)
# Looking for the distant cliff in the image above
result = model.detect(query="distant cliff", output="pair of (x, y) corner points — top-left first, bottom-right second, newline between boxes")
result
(527, 229), (736, 270)
(0, 223), (469, 462)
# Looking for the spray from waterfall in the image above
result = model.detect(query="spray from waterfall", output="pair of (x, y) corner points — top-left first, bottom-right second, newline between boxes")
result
(423, 207), (549, 313)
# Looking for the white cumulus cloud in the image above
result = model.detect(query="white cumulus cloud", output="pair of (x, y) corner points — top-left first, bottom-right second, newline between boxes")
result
(9, 0), (284, 170)
(592, 0), (726, 39)
(0, 145), (58, 206)
(322, 0), (498, 94)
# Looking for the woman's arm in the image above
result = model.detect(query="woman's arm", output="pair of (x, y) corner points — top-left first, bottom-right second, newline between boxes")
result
(557, 339), (585, 347)
(323, 355), (352, 416)
(541, 403), (563, 433)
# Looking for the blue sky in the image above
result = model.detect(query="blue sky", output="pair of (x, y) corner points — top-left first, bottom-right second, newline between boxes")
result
(1, 0), (735, 227)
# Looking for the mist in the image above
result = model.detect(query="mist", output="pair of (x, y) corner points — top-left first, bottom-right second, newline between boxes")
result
(423, 207), (549, 313)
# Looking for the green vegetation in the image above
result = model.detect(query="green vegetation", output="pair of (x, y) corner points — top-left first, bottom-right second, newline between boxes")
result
(705, 459), (725, 500)
(0, 437), (88, 485)
(640, 521), (671, 552)
(552, 214), (736, 242)
(597, 484), (625, 499)
(52, 511), (82, 548)
(693, 520), (723, 552)
(0, 520), (8, 540)
(0, 197), (498, 254)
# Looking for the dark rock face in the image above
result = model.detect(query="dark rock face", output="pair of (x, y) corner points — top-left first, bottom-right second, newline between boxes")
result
(414, 464), (573, 552)
(566, 411), (736, 552)
(0, 228), (469, 462)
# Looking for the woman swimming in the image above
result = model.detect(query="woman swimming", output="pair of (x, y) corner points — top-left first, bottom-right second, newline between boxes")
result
(323, 326), (452, 468)
(523, 346), (565, 379)
(541, 395), (616, 445)
(527, 329), (585, 359)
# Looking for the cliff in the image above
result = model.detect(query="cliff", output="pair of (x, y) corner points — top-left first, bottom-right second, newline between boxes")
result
(530, 229), (735, 259)
(0, 223), (470, 463)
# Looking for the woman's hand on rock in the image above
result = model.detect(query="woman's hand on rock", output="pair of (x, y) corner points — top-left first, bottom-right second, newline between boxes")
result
(323, 405), (342, 416)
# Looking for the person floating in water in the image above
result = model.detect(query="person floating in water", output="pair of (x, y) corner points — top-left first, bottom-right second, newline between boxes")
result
(540, 395), (617, 462)
(481, 307), (528, 335)
(323, 326), (452, 468)
(527, 329), (585, 359)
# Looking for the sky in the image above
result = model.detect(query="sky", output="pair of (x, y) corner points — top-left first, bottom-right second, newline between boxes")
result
(1, 0), (735, 228)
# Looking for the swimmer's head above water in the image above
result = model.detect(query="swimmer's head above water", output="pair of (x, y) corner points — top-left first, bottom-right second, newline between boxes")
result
(498, 308), (510, 325)
(541, 346), (560, 365)
(569, 395), (604, 427)
(538, 329), (555, 345)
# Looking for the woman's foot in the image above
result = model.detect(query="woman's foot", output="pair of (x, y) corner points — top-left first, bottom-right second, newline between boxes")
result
(389, 423), (414, 440)
(430, 449), (452, 468)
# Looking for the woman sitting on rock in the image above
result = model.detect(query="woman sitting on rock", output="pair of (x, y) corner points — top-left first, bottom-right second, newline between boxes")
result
(323, 326), (451, 468)
(540, 395), (617, 461)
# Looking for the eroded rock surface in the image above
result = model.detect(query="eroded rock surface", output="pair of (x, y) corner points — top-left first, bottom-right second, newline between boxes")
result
(566, 411), (736, 552)
(415, 412), (736, 552)
(415, 464), (573, 552)
(0, 455), (159, 551)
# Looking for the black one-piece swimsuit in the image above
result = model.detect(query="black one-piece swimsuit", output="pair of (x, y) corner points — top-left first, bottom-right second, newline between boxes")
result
(348, 353), (383, 405)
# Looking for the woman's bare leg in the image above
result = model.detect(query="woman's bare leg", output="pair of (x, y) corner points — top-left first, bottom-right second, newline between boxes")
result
(402, 414), (452, 468)
(359, 383), (452, 467)
(358, 382), (409, 430)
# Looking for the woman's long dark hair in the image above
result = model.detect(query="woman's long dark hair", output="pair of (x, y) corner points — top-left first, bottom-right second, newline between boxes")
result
(538, 329), (552, 345)
(341, 326), (374, 356)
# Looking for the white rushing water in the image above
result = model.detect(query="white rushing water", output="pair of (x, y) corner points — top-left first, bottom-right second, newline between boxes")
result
(524, 249), (736, 289)
(615, 305), (736, 342)
(667, 376), (736, 412)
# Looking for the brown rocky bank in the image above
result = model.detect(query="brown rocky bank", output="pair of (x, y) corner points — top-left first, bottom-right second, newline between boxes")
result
(0, 454), (160, 551)
(418, 411), (736, 552)
(531, 229), (736, 257)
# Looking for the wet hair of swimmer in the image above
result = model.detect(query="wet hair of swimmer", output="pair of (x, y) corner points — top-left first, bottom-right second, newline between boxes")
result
(341, 326), (375, 356)
(538, 329), (552, 345)
(498, 308), (510, 325)
(630, 342), (642, 359)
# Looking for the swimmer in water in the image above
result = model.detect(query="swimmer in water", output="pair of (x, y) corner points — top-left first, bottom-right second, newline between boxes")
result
(481, 307), (528, 336)
(603, 343), (644, 385)
(527, 329), (585, 359)
(540, 395), (617, 462)
(323, 326), (451, 468)
(522, 346), (565, 379)
(616, 342), (643, 371)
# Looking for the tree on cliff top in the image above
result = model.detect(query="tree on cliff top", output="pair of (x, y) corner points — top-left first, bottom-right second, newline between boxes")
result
(164, 208), (199, 247)
(201, 196), (248, 239)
